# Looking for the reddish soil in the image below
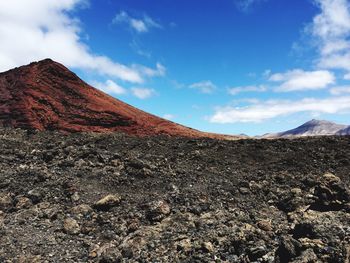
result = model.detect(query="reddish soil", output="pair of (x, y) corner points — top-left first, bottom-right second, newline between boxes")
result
(0, 59), (232, 139)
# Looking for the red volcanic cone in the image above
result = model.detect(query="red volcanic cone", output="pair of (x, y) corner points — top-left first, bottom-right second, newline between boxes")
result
(0, 59), (230, 138)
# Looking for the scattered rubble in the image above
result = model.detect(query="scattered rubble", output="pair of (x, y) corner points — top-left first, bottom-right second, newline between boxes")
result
(0, 128), (349, 262)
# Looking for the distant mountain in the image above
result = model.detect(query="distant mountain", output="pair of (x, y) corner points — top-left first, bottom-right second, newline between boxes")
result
(0, 59), (235, 139)
(261, 119), (349, 138)
(337, 126), (350, 135)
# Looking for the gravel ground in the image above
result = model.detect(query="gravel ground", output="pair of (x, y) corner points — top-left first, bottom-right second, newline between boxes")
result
(0, 128), (349, 262)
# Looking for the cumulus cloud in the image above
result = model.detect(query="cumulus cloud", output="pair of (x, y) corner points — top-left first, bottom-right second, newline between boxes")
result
(113, 11), (162, 33)
(0, 0), (163, 83)
(92, 80), (127, 95)
(228, 85), (267, 95)
(189, 81), (216, 94)
(269, 69), (335, 92)
(131, 88), (156, 99)
(310, 0), (350, 72)
(210, 96), (350, 123)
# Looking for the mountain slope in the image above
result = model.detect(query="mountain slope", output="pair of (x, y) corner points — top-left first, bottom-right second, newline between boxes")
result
(262, 119), (348, 138)
(337, 126), (350, 135)
(0, 59), (231, 138)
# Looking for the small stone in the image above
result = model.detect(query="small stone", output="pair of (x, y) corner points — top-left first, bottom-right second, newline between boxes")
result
(177, 239), (192, 252)
(202, 242), (214, 253)
(322, 173), (341, 183)
(63, 218), (80, 235)
(71, 192), (80, 202)
(291, 188), (302, 195)
(146, 200), (170, 222)
(27, 189), (43, 204)
(101, 247), (122, 263)
(239, 187), (250, 195)
(127, 218), (140, 233)
(299, 238), (324, 249)
(70, 204), (93, 216)
(15, 197), (32, 209)
(257, 220), (272, 232)
(0, 193), (13, 211)
(94, 194), (121, 211)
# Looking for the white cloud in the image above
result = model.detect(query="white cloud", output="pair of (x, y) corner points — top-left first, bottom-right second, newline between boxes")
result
(189, 81), (216, 94)
(329, 85), (350, 95)
(131, 88), (156, 99)
(0, 0), (164, 83)
(133, 63), (166, 77)
(92, 79), (127, 95)
(269, 69), (335, 91)
(228, 85), (267, 95)
(310, 0), (350, 72)
(113, 11), (161, 33)
(210, 96), (350, 123)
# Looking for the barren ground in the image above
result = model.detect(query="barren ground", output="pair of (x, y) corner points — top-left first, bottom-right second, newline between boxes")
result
(0, 128), (349, 262)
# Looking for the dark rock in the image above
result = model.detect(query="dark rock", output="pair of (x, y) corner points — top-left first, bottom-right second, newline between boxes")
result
(276, 236), (302, 262)
(293, 223), (316, 239)
(145, 200), (171, 222)
(310, 173), (350, 211)
(0, 128), (349, 261)
(26, 189), (43, 204)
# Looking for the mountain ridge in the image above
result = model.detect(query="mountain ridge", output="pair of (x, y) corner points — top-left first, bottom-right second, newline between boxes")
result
(0, 59), (234, 139)
(261, 119), (350, 138)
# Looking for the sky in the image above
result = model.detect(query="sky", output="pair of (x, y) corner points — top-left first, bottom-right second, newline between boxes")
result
(1, 0), (350, 136)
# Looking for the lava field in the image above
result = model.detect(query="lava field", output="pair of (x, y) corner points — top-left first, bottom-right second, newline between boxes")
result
(0, 128), (349, 262)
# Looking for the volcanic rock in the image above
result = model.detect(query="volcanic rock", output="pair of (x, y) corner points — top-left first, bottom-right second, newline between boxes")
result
(0, 128), (350, 262)
(145, 200), (171, 222)
(94, 194), (121, 211)
(63, 218), (80, 235)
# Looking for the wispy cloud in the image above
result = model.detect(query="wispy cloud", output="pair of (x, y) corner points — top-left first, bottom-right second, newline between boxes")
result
(91, 80), (127, 95)
(330, 85), (350, 95)
(0, 1), (165, 84)
(133, 63), (166, 77)
(269, 69), (335, 92)
(113, 11), (162, 33)
(131, 87), (156, 99)
(235, 0), (268, 12)
(189, 81), (216, 94)
(209, 96), (350, 123)
(228, 85), (267, 95)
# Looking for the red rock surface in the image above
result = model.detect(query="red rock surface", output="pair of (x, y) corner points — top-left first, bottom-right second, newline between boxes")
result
(0, 59), (232, 138)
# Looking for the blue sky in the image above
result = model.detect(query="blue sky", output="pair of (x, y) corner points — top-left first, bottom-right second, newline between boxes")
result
(1, 0), (350, 135)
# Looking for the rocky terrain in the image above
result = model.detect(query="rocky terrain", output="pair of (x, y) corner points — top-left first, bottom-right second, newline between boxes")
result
(0, 59), (232, 139)
(0, 128), (349, 262)
(261, 120), (350, 138)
